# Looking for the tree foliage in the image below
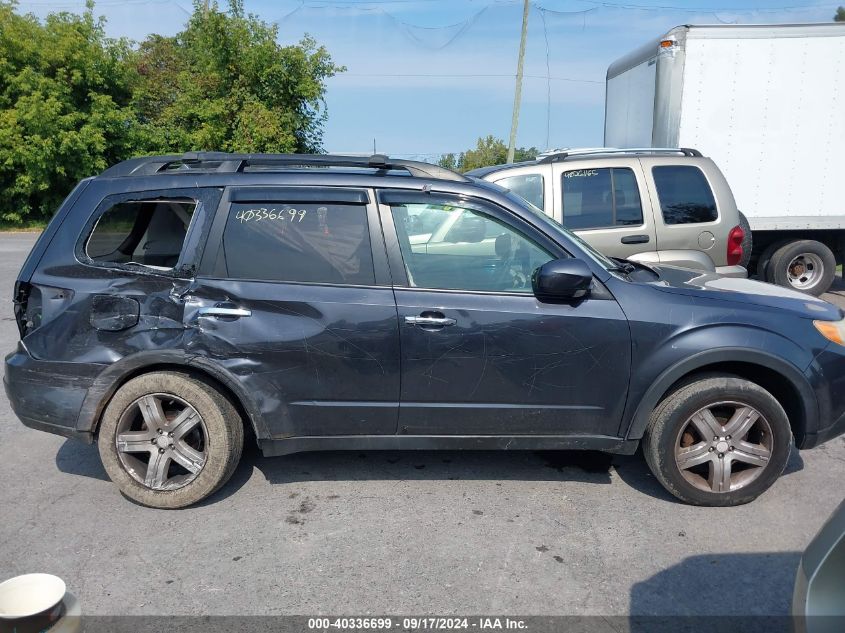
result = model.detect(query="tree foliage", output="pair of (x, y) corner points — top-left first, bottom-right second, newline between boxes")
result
(131, 0), (343, 154)
(835, 6), (845, 21)
(439, 136), (539, 172)
(0, 1), (135, 223)
(0, 0), (343, 224)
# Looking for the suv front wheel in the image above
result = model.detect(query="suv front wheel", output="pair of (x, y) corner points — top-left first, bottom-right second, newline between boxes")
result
(643, 375), (791, 506)
(98, 371), (244, 509)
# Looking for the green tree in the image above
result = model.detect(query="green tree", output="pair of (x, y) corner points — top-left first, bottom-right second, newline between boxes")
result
(438, 153), (458, 171)
(0, 0), (136, 223)
(131, 0), (344, 154)
(835, 6), (845, 21)
(439, 136), (539, 172)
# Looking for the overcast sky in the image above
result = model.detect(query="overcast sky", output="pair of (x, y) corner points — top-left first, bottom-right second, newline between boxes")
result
(15, 0), (842, 157)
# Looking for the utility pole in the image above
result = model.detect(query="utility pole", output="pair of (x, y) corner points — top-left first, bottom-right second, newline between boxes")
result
(507, 0), (530, 164)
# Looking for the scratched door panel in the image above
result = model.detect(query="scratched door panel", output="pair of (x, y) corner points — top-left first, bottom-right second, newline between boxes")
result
(395, 289), (631, 436)
(184, 280), (400, 438)
(187, 187), (400, 438)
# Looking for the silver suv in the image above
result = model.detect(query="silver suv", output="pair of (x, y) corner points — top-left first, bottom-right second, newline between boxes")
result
(467, 148), (749, 277)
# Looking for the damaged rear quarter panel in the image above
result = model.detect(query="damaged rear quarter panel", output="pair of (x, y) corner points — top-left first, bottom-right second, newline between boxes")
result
(17, 180), (230, 433)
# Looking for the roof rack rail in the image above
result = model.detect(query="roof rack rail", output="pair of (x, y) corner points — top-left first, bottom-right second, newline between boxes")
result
(100, 152), (470, 182)
(536, 147), (702, 163)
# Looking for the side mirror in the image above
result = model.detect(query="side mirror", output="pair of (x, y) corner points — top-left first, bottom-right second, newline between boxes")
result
(532, 258), (593, 301)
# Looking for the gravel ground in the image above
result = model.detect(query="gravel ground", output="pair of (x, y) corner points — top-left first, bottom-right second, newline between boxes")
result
(0, 232), (843, 617)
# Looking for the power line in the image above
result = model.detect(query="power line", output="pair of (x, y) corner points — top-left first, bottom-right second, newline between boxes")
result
(575, 0), (836, 12)
(538, 6), (551, 149)
(338, 72), (603, 83)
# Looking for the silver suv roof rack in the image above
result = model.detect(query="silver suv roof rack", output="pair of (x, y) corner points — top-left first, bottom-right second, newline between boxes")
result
(536, 147), (702, 163)
(100, 152), (469, 182)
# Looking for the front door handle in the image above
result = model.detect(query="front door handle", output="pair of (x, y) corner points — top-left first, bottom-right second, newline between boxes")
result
(405, 315), (456, 327)
(197, 306), (252, 319)
(621, 234), (650, 244)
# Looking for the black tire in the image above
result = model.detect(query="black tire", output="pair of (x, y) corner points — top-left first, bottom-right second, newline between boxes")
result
(643, 375), (791, 507)
(98, 371), (244, 509)
(756, 239), (787, 280)
(737, 212), (753, 269)
(767, 240), (835, 296)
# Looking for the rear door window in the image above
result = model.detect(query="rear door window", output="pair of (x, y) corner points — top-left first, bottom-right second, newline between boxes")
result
(652, 165), (718, 224)
(219, 201), (376, 285)
(496, 173), (545, 210)
(561, 167), (643, 230)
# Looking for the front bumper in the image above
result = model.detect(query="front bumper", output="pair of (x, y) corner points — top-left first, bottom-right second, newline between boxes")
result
(802, 343), (845, 449)
(4, 342), (103, 442)
(801, 410), (845, 449)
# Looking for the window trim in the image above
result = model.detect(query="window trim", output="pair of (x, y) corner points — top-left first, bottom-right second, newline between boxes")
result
(198, 186), (391, 287)
(559, 166), (645, 232)
(75, 187), (220, 279)
(650, 164), (720, 226)
(376, 190), (565, 295)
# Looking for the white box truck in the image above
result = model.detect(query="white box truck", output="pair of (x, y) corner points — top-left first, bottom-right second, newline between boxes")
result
(604, 23), (845, 295)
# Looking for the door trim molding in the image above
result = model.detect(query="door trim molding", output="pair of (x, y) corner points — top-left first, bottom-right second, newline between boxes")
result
(259, 434), (638, 457)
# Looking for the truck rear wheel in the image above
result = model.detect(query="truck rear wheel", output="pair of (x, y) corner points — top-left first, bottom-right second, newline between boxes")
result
(766, 240), (835, 296)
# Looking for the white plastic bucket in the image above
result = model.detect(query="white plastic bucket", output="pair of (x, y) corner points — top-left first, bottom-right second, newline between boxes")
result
(0, 573), (66, 621)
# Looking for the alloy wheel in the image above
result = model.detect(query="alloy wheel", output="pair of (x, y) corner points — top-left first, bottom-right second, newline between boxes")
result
(674, 401), (773, 493)
(114, 393), (208, 491)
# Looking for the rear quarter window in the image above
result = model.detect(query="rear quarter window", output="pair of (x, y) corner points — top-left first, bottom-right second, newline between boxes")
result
(652, 165), (718, 225)
(496, 173), (545, 210)
(85, 198), (196, 270)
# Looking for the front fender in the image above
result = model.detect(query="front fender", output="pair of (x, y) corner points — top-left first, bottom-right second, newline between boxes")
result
(74, 349), (269, 440)
(623, 343), (818, 442)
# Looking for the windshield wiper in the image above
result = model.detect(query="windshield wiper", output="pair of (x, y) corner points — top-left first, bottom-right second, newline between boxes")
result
(608, 257), (636, 274)
(610, 257), (656, 274)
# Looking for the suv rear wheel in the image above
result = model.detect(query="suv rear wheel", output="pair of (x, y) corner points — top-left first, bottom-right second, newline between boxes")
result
(98, 371), (244, 509)
(643, 375), (791, 506)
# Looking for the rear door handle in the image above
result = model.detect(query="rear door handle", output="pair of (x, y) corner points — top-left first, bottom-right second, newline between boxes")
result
(405, 315), (456, 327)
(621, 234), (650, 244)
(197, 306), (252, 318)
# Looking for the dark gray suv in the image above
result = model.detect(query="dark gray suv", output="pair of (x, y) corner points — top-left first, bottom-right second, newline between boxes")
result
(6, 153), (845, 508)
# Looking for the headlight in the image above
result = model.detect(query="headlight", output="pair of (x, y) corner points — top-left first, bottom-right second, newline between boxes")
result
(814, 319), (845, 346)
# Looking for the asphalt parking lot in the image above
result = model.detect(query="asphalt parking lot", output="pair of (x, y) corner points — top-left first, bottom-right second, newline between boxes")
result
(0, 231), (843, 618)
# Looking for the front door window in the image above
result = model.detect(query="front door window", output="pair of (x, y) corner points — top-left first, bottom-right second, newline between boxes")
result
(390, 202), (554, 293)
